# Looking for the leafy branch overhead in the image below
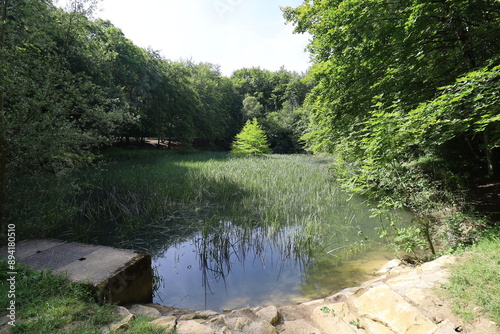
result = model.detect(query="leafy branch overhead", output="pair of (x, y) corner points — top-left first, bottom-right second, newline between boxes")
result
(284, 0), (500, 254)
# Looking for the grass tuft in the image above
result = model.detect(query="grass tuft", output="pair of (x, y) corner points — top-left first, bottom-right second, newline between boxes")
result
(443, 236), (500, 324)
(0, 262), (178, 333)
(0, 262), (115, 333)
(124, 316), (175, 334)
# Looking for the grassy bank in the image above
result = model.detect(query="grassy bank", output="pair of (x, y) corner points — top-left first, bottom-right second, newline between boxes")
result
(0, 262), (112, 333)
(443, 236), (500, 326)
(0, 262), (171, 333)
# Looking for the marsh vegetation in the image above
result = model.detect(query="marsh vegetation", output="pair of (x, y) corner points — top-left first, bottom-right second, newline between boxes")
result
(1, 0), (499, 330)
(7, 149), (404, 310)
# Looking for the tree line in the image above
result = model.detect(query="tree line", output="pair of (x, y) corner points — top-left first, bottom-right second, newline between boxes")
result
(0, 0), (312, 229)
(1, 0), (499, 248)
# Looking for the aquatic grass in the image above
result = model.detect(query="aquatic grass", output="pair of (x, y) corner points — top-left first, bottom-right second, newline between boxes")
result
(7, 150), (382, 255)
(182, 155), (357, 228)
(4, 149), (404, 310)
(4, 172), (83, 240)
(3, 149), (405, 315)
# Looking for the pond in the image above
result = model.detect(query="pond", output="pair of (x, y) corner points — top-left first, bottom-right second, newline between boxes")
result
(72, 152), (408, 311)
(151, 222), (394, 311)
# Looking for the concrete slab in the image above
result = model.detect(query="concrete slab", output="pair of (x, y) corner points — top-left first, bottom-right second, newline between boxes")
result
(1, 239), (152, 305)
(14, 239), (66, 260)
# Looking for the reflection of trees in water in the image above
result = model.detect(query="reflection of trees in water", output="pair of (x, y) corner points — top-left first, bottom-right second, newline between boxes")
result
(191, 220), (359, 298)
(104, 172), (407, 306)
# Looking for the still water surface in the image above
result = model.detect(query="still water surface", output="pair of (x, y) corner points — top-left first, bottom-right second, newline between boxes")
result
(102, 154), (408, 311)
(153, 237), (393, 311)
(151, 216), (397, 311)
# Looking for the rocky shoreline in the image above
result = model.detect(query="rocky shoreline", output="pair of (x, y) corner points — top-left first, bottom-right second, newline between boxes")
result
(105, 255), (498, 334)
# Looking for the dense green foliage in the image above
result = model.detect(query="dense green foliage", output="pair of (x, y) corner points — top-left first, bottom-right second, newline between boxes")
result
(0, 0), (311, 232)
(231, 118), (272, 156)
(284, 0), (500, 252)
(284, 0), (500, 155)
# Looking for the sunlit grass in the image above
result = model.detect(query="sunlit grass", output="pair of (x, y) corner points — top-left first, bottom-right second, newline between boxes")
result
(443, 236), (500, 324)
(0, 262), (115, 334)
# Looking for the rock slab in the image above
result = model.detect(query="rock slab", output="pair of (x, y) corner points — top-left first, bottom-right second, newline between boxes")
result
(354, 283), (437, 334)
(107, 255), (495, 334)
(0, 239), (153, 305)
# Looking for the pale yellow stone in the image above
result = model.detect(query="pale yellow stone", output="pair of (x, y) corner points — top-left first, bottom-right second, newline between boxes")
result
(110, 314), (135, 332)
(354, 283), (437, 334)
(256, 305), (280, 325)
(279, 319), (321, 334)
(149, 316), (176, 329)
(310, 304), (357, 334)
(127, 304), (161, 319)
(177, 320), (216, 334)
(363, 318), (396, 334)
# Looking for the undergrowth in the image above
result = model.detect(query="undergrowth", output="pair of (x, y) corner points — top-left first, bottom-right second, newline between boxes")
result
(0, 262), (114, 333)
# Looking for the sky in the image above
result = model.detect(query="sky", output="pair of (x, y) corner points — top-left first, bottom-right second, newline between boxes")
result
(61, 0), (312, 76)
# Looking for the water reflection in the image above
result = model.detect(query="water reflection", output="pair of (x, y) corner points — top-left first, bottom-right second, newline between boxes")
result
(152, 219), (391, 311)
(97, 154), (409, 311)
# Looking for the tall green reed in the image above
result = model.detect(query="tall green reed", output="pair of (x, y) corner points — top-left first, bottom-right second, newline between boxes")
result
(6, 150), (378, 261)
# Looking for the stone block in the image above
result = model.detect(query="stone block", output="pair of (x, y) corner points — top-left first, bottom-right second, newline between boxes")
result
(0, 239), (152, 305)
(177, 320), (216, 334)
(127, 304), (161, 319)
(241, 321), (277, 334)
(279, 319), (321, 334)
(354, 283), (437, 334)
(256, 305), (280, 325)
(150, 316), (177, 329)
(310, 304), (357, 334)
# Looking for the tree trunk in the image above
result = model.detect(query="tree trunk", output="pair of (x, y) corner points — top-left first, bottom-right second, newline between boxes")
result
(484, 131), (494, 179)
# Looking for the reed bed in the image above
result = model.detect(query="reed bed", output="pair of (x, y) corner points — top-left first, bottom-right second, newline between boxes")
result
(7, 150), (380, 262)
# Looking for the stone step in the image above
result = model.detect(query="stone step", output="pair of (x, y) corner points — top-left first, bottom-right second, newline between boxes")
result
(1, 239), (152, 305)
